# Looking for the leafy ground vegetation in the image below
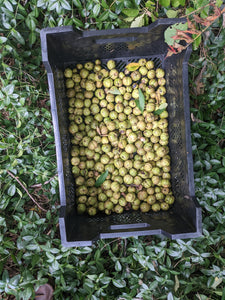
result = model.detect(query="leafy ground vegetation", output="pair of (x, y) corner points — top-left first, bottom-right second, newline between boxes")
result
(0, 0), (225, 299)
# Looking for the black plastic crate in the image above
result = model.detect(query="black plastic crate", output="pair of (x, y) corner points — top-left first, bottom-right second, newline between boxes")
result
(40, 19), (202, 247)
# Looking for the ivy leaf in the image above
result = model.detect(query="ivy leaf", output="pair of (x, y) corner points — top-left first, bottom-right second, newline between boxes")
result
(126, 62), (140, 72)
(122, 8), (139, 17)
(95, 170), (108, 187)
(164, 22), (188, 46)
(154, 103), (168, 115)
(135, 88), (145, 113)
(108, 87), (121, 95)
(130, 14), (145, 28)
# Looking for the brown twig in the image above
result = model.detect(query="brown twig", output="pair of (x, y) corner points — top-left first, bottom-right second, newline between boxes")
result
(7, 170), (47, 212)
(30, 173), (58, 189)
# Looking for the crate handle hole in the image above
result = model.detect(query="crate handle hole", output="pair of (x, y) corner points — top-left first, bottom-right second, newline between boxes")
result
(110, 223), (150, 230)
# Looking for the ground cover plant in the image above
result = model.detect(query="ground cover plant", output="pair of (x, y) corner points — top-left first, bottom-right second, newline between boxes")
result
(0, 0), (225, 299)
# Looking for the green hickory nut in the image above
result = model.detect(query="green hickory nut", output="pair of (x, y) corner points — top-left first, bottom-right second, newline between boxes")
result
(152, 203), (161, 212)
(146, 195), (156, 205)
(131, 71), (141, 81)
(109, 69), (119, 80)
(87, 207), (97, 216)
(64, 68), (73, 78)
(125, 144), (136, 154)
(77, 203), (86, 214)
(95, 89), (105, 99)
(165, 195), (175, 205)
(103, 78), (113, 88)
(122, 76), (132, 86)
(160, 202), (169, 211)
(107, 60), (116, 70)
(119, 167), (128, 177)
(138, 190), (148, 201)
(124, 174), (133, 185)
(98, 193), (107, 202)
(111, 182), (120, 192)
(126, 193), (135, 203)
(156, 68), (165, 78)
(140, 202), (151, 213)
(77, 196), (87, 204)
(119, 198), (127, 207)
(114, 204), (124, 214)
(104, 200), (114, 210)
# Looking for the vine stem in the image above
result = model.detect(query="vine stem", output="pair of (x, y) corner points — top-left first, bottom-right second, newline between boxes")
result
(7, 170), (47, 212)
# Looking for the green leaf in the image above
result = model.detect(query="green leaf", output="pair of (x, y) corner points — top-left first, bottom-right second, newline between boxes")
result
(108, 87), (121, 95)
(0, 36), (7, 43)
(164, 22), (188, 46)
(4, 0), (13, 12)
(115, 260), (122, 271)
(73, 0), (82, 8)
(126, 62), (140, 71)
(23, 286), (33, 300)
(122, 8), (139, 17)
(93, 4), (101, 17)
(112, 279), (126, 288)
(154, 103), (168, 115)
(29, 32), (36, 45)
(8, 184), (16, 196)
(11, 28), (25, 45)
(25, 17), (36, 31)
(171, 0), (185, 7)
(193, 35), (201, 50)
(73, 17), (84, 28)
(98, 10), (110, 21)
(159, 0), (170, 7)
(95, 170), (109, 187)
(130, 14), (145, 28)
(134, 88), (145, 113)
(166, 10), (178, 18)
(61, 0), (71, 10)
(167, 292), (174, 300)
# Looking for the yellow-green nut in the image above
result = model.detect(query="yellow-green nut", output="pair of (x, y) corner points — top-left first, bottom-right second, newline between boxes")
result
(64, 68), (73, 78)
(119, 167), (128, 177)
(114, 204), (124, 214)
(147, 69), (156, 79)
(98, 193), (107, 202)
(80, 68), (89, 79)
(66, 89), (75, 98)
(77, 196), (87, 204)
(152, 203), (161, 212)
(84, 61), (94, 70)
(160, 202), (169, 211)
(77, 203), (86, 214)
(125, 144), (136, 154)
(95, 89), (105, 99)
(122, 76), (132, 86)
(87, 207), (97, 216)
(66, 79), (74, 89)
(138, 58), (147, 66)
(140, 202), (150, 213)
(104, 200), (114, 210)
(125, 193), (135, 203)
(124, 174), (133, 185)
(75, 176), (85, 186)
(165, 195), (175, 205)
(77, 185), (88, 195)
(156, 68), (165, 78)
(109, 69), (119, 80)
(133, 176), (142, 185)
(111, 182), (120, 192)
(157, 86), (166, 95)
(146, 195), (156, 205)
(98, 202), (105, 211)
(146, 60), (154, 69)
(103, 78), (113, 88)
(139, 66), (148, 76)
(107, 60), (116, 70)
(131, 71), (141, 81)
